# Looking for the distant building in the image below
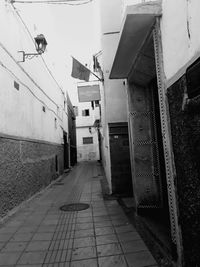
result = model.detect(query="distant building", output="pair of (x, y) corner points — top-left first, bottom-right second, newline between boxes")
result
(75, 83), (101, 162)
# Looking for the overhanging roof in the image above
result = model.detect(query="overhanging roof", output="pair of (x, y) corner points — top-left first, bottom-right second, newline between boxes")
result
(109, 1), (162, 80)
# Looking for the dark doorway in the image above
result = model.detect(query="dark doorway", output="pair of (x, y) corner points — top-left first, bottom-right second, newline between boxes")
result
(63, 132), (69, 170)
(109, 122), (133, 196)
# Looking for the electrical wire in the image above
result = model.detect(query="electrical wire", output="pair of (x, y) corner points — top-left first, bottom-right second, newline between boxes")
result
(12, 0), (93, 5)
(0, 60), (62, 121)
(11, 3), (66, 98)
(0, 41), (60, 110)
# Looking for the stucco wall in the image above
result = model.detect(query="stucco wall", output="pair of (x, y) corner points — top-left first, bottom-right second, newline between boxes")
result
(76, 127), (99, 161)
(0, 137), (63, 217)
(0, 1), (68, 144)
(100, 0), (129, 191)
(161, 0), (200, 86)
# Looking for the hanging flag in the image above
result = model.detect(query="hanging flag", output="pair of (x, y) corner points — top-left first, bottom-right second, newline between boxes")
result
(71, 57), (90, 82)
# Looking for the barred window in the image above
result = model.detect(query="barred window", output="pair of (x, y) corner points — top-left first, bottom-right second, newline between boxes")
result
(83, 137), (93, 144)
(82, 109), (90, 116)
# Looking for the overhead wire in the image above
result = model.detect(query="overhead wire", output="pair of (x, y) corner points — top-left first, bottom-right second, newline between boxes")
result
(0, 60), (62, 121)
(12, 0), (93, 5)
(12, 5), (64, 98)
(9, 1), (71, 124)
(11, 2), (66, 97)
(0, 41), (59, 109)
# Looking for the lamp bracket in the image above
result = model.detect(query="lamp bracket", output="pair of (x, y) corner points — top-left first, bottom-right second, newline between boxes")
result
(18, 51), (42, 63)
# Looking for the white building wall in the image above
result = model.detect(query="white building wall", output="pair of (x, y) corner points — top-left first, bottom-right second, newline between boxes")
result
(99, 0), (128, 191)
(161, 0), (200, 87)
(74, 89), (100, 162)
(0, 1), (68, 144)
(77, 127), (99, 161)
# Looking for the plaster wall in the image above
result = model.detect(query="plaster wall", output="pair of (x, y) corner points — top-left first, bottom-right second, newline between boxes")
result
(161, 0), (200, 86)
(100, 0), (129, 191)
(0, 1), (68, 144)
(76, 127), (99, 161)
(76, 101), (100, 128)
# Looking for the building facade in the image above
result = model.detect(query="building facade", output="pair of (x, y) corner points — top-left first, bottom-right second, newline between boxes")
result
(75, 88), (100, 162)
(106, 0), (200, 266)
(98, 0), (133, 196)
(0, 1), (74, 218)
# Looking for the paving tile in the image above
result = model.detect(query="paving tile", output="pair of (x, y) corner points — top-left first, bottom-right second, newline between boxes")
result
(77, 211), (92, 218)
(96, 234), (118, 245)
(97, 243), (122, 257)
(121, 240), (148, 253)
(76, 217), (93, 223)
(93, 215), (110, 222)
(18, 251), (47, 264)
(45, 249), (71, 263)
(41, 220), (59, 226)
(115, 225), (136, 234)
(26, 240), (50, 251)
(98, 255), (128, 267)
(2, 241), (27, 252)
(71, 246), (96, 261)
(0, 163), (158, 267)
(10, 233), (33, 242)
(0, 252), (21, 265)
(95, 226), (115, 236)
(73, 236), (96, 248)
(74, 229), (95, 238)
(0, 233), (13, 242)
(111, 219), (129, 226)
(94, 221), (112, 228)
(77, 213), (93, 218)
(6, 221), (23, 228)
(117, 232), (141, 242)
(32, 232), (54, 241)
(16, 265), (42, 267)
(125, 251), (157, 267)
(71, 258), (98, 267)
(75, 223), (94, 230)
(16, 226), (38, 233)
(0, 227), (18, 234)
(93, 212), (108, 216)
(48, 239), (73, 250)
(37, 225), (57, 233)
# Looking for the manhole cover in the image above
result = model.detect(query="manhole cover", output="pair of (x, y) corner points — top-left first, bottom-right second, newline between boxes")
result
(59, 203), (90, 212)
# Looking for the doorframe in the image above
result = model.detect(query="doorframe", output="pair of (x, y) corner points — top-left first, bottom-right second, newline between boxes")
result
(126, 18), (183, 266)
(153, 18), (183, 266)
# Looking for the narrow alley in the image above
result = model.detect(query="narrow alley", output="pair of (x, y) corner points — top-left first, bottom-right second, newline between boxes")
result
(0, 162), (157, 267)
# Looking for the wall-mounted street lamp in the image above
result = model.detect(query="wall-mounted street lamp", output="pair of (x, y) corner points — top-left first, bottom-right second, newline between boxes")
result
(18, 34), (47, 62)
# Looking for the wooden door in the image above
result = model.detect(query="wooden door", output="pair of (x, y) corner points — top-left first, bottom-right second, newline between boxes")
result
(129, 84), (163, 208)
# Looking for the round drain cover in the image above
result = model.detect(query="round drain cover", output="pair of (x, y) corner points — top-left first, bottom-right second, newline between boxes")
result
(60, 203), (90, 212)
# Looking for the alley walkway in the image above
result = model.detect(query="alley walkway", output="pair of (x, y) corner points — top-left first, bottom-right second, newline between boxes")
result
(0, 162), (158, 267)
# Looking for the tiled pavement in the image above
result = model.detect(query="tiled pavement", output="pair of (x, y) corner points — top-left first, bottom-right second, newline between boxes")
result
(0, 162), (158, 267)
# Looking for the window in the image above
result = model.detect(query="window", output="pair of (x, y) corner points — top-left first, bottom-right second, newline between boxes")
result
(83, 137), (93, 144)
(82, 109), (90, 116)
(95, 100), (99, 107)
(73, 106), (78, 116)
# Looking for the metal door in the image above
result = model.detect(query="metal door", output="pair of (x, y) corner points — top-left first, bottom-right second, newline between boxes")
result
(109, 123), (133, 195)
(129, 84), (163, 208)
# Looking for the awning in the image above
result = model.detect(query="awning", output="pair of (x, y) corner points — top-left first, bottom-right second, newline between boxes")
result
(109, 1), (162, 81)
